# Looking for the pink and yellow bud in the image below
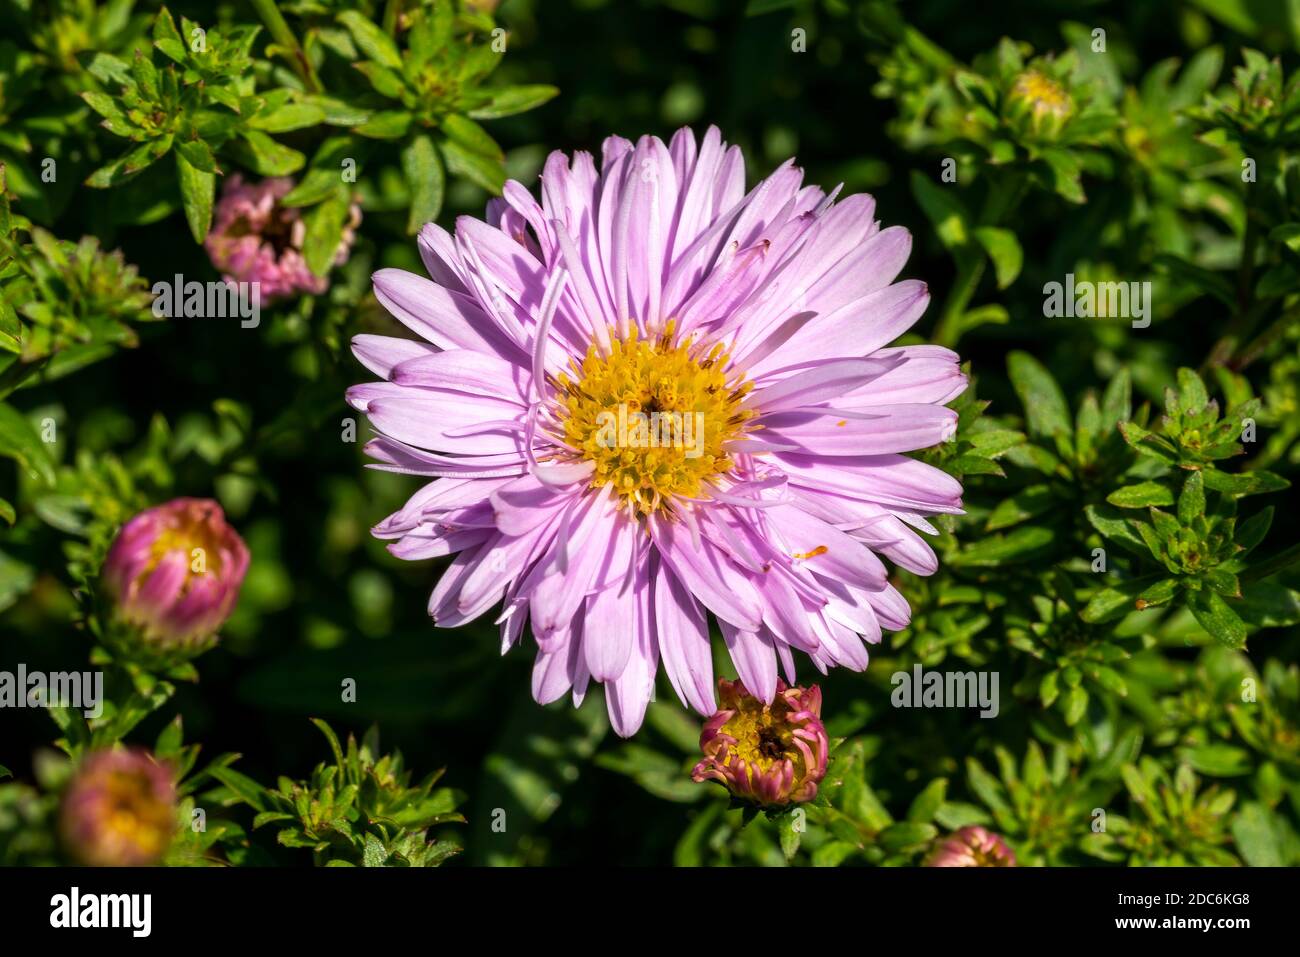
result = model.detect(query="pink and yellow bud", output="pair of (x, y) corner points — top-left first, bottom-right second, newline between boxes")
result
(691, 678), (829, 807)
(925, 826), (1017, 867)
(60, 748), (177, 867)
(102, 497), (249, 656)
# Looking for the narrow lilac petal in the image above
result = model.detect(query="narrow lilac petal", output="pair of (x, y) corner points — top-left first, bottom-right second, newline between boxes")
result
(373, 268), (519, 357)
(762, 503), (888, 591)
(389, 349), (529, 403)
(758, 404), (958, 455)
(720, 622), (779, 704)
(652, 560), (715, 715)
(650, 515), (763, 631)
(351, 335), (439, 379)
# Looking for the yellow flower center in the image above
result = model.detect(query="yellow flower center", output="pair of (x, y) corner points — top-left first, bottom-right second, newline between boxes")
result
(101, 769), (174, 858)
(143, 507), (226, 585)
(554, 325), (755, 515)
(724, 702), (796, 772)
(1011, 70), (1073, 121)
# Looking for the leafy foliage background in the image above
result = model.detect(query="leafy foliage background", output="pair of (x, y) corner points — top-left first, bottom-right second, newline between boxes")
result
(1, 0), (1298, 866)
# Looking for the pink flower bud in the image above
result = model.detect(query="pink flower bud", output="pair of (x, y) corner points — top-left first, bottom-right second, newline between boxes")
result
(61, 748), (177, 867)
(691, 678), (829, 807)
(102, 497), (249, 655)
(925, 826), (1018, 867)
(204, 175), (361, 300)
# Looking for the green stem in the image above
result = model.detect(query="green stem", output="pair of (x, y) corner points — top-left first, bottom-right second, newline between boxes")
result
(933, 253), (985, 348)
(933, 175), (1026, 348)
(248, 0), (322, 93)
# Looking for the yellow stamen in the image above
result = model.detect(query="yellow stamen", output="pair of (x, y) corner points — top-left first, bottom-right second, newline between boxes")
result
(554, 325), (755, 515)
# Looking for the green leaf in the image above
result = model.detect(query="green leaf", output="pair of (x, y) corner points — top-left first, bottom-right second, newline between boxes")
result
(467, 85), (560, 120)
(878, 821), (937, 851)
(956, 303), (1010, 335)
(82, 91), (126, 124)
(1234, 507), (1272, 555)
(1178, 744), (1251, 777)
(1177, 470), (1206, 523)
(973, 226), (1022, 288)
(1236, 582), (1300, 627)
(401, 134), (445, 233)
(337, 11), (403, 70)
(175, 149), (215, 243)
(1039, 149), (1085, 203)
(440, 138), (505, 194)
(1176, 367), (1209, 411)
(1201, 468), (1289, 497)
(1107, 481), (1174, 508)
(302, 190), (351, 277)
(0, 403), (55, 484)
(249, 101), (328, 133)
(909, 170), (970, 249)
(1007, 351), (1071, 437)
(985, 483), (1054, 530)
(1188, 588), (1247, 647)
(1062, 685), (1088, 725)
(208, 766), (269, 812)
(906, 778), (948, 823)
(152, 7), (187, 64)
(1080, 575), (1161, 623)
(1232, 802), (1284, 867)
(442, 115), (502, 159)
(1136, 577), (1181, 609)
(1039, 670), (1060, 707)
(778, 810), (803, 862)
(354, 111), (412, 140)
(354, 62), (408, 100)
(362, 833), (389, 867)
(951, 525), (1054, 566)
(229, 131), (305, 177)
(1100, 368), (1132, 429)
(1153, 253), (1235, 306)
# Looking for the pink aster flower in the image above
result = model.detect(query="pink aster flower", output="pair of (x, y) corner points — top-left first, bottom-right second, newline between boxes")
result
(349, 125), (965, 736)
(205, 175), (360, 299)
(102, 497), (250, 657)
(691, 677), (828, 807)
(925, 826), (1018, 867)
(61, 748), (177, 867)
